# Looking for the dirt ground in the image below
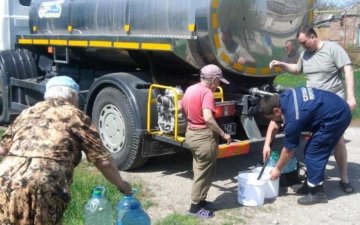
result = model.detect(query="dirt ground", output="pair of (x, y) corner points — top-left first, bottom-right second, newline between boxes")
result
(121, 126), (360, 225)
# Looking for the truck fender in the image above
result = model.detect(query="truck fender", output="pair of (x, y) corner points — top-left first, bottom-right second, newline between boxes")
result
(84, 72), (151, 132)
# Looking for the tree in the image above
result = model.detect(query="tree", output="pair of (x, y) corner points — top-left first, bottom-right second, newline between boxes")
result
(314, 0), (360, 10)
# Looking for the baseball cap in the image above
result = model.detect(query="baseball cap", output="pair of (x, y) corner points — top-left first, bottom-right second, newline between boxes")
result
(46, 76), (80, 93)
(200, 64), (230, 84)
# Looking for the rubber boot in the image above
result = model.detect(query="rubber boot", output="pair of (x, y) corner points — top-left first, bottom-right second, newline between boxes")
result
(297, 185), (328, 205)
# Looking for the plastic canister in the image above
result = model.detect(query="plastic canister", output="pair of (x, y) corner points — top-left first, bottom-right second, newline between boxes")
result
(237, 172), (266, 206)
(116, 195), (151, 225)
(84, 186), (112, 225)
(253, 166), (279, 199)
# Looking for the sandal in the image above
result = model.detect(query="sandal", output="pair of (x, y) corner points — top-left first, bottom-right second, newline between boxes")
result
(339, 181), (354, 194)
(188, 208), (214, 219)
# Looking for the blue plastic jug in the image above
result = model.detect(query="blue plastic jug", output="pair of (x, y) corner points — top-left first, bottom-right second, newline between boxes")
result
(116, 194), (151, 225)
(84, 186), (113, 225)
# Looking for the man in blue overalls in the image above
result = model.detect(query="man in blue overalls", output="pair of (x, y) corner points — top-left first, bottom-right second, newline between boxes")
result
(259, 87), (352, 205)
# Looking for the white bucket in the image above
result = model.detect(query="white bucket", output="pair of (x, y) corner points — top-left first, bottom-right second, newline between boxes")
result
(253, 166), (279, 199)
(237, 172), (266, 206)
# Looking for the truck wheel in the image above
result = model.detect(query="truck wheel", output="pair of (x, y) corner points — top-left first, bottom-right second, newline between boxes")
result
(0, 49), (39, 124)
(92, 87), (148, 170)
(0, 70), (10, 124)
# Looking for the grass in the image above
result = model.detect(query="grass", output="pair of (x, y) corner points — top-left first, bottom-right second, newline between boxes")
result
(273, 73), (306, 87)
(154, 212), (246, 225)
(63, 162), (150, 225)
(274, 69), (360, 120)
(63, 162), (121, 225)
(66, 163), (205, 225)
(154, 214), (198, 225)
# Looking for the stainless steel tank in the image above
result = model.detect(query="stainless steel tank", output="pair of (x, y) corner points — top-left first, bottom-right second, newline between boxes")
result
(28, 0), (313, 77)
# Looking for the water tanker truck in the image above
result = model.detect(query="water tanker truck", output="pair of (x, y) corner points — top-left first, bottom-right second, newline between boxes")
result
(0, 0), (313, 170)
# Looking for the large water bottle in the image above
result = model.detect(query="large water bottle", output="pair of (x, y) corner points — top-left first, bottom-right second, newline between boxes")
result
(116, 194), (151, 225)
(84, 186), (113, 225)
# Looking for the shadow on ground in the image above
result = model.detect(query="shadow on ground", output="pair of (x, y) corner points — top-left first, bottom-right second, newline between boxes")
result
(131, 150), (264, 182)
(323, 161), (360, 200)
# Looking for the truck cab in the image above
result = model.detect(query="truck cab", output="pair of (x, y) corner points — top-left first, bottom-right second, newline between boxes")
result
(0, 0), (31, 51)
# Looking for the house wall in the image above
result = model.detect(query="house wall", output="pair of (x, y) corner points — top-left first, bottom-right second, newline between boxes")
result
(315, 16), (360, 47)
(315, 15), (360, 65)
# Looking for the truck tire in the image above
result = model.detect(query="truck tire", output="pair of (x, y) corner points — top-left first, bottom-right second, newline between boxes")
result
(92, 87), (148, 170)
(0, 49), (39, 124)
(0, 68), (10, 124)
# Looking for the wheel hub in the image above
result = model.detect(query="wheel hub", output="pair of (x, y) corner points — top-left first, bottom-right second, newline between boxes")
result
(98, 104), (126, 153)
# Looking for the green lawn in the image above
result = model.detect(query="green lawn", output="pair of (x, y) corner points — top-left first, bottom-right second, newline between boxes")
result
(274, 70), (360, 120)
(63, 162), (150, 225)
(64, 162), (198, 225)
